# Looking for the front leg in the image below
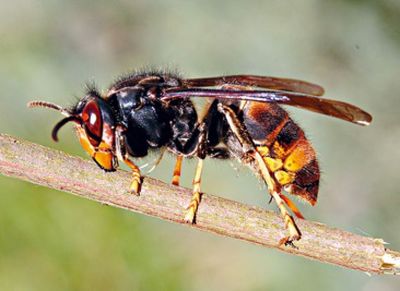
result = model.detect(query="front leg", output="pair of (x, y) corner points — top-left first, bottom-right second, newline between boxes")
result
(115, 125), (142, 195)
(123, 158), (142, 195)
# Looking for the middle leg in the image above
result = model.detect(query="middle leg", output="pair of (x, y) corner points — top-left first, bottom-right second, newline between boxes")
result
(171, 155), (183, 186)
(184, 158), (204, 223)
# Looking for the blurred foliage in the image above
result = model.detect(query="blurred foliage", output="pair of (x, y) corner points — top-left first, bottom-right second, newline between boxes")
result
(0, 0), (399, 290)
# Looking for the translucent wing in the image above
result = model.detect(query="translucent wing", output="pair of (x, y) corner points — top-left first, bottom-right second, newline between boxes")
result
(183, 75), (325, 96)
(162, 88), (372, 126)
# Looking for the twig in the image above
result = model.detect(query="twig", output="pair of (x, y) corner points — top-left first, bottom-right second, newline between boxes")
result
(0, 133), (399, 275)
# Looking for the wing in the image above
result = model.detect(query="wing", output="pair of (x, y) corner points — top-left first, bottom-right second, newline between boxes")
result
(162, 88), (372, 126)
(182, 75), (325, 96)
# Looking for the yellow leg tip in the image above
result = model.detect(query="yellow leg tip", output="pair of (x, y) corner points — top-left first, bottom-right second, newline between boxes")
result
(171, 177), (180, 186)
(280, 215), (301, 245)
(128, 178), (141, 196)
(279, 234), (301, 247)
(184, 208), (195, 224)
(287, 228), (301, 242)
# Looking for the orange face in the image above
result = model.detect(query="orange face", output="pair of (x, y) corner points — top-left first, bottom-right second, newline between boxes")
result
(74, 98), (117, 171)
(43, 96), (118, 171)
(76, 126), (117, 171)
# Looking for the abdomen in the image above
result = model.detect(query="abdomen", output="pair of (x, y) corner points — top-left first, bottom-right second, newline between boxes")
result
(242, 102), (320, 205)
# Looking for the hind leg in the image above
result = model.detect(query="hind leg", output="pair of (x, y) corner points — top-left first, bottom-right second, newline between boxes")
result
(252, 150), (302, 243)
(217, 103), (302, 244)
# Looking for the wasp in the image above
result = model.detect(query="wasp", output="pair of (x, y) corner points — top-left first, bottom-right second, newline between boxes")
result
(28, 70), (372, 244)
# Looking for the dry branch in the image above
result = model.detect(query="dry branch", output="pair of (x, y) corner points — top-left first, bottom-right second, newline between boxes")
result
(0, 133), (399, 275)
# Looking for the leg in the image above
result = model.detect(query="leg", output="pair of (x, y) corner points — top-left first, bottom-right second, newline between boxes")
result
(279, 193), (304, 219)
(184, 158), (204, 223)
(171, 155), (183, 186)
(123, 157), (142, 195)
(115, 125), (142, 195)
(253, 150), (301, 243)
(217, 103), (301, 244)
(181, 104), (216, 222)
(270, 191), (302, 244)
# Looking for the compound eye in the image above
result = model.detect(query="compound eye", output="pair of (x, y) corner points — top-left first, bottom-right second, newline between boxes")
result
(81, 100), (103, 146)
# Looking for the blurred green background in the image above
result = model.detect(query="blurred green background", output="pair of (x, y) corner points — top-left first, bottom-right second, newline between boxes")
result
(0, 0), (399, 290)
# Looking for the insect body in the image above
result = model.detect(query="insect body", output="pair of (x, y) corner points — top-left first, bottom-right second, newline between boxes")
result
(28, 71), (372, 244)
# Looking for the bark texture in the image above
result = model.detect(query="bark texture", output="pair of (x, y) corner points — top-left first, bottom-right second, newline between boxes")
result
(0, 133), (399, 275)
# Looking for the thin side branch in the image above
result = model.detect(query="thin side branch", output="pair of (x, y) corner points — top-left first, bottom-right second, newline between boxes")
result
(0, 133), (399, 275)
